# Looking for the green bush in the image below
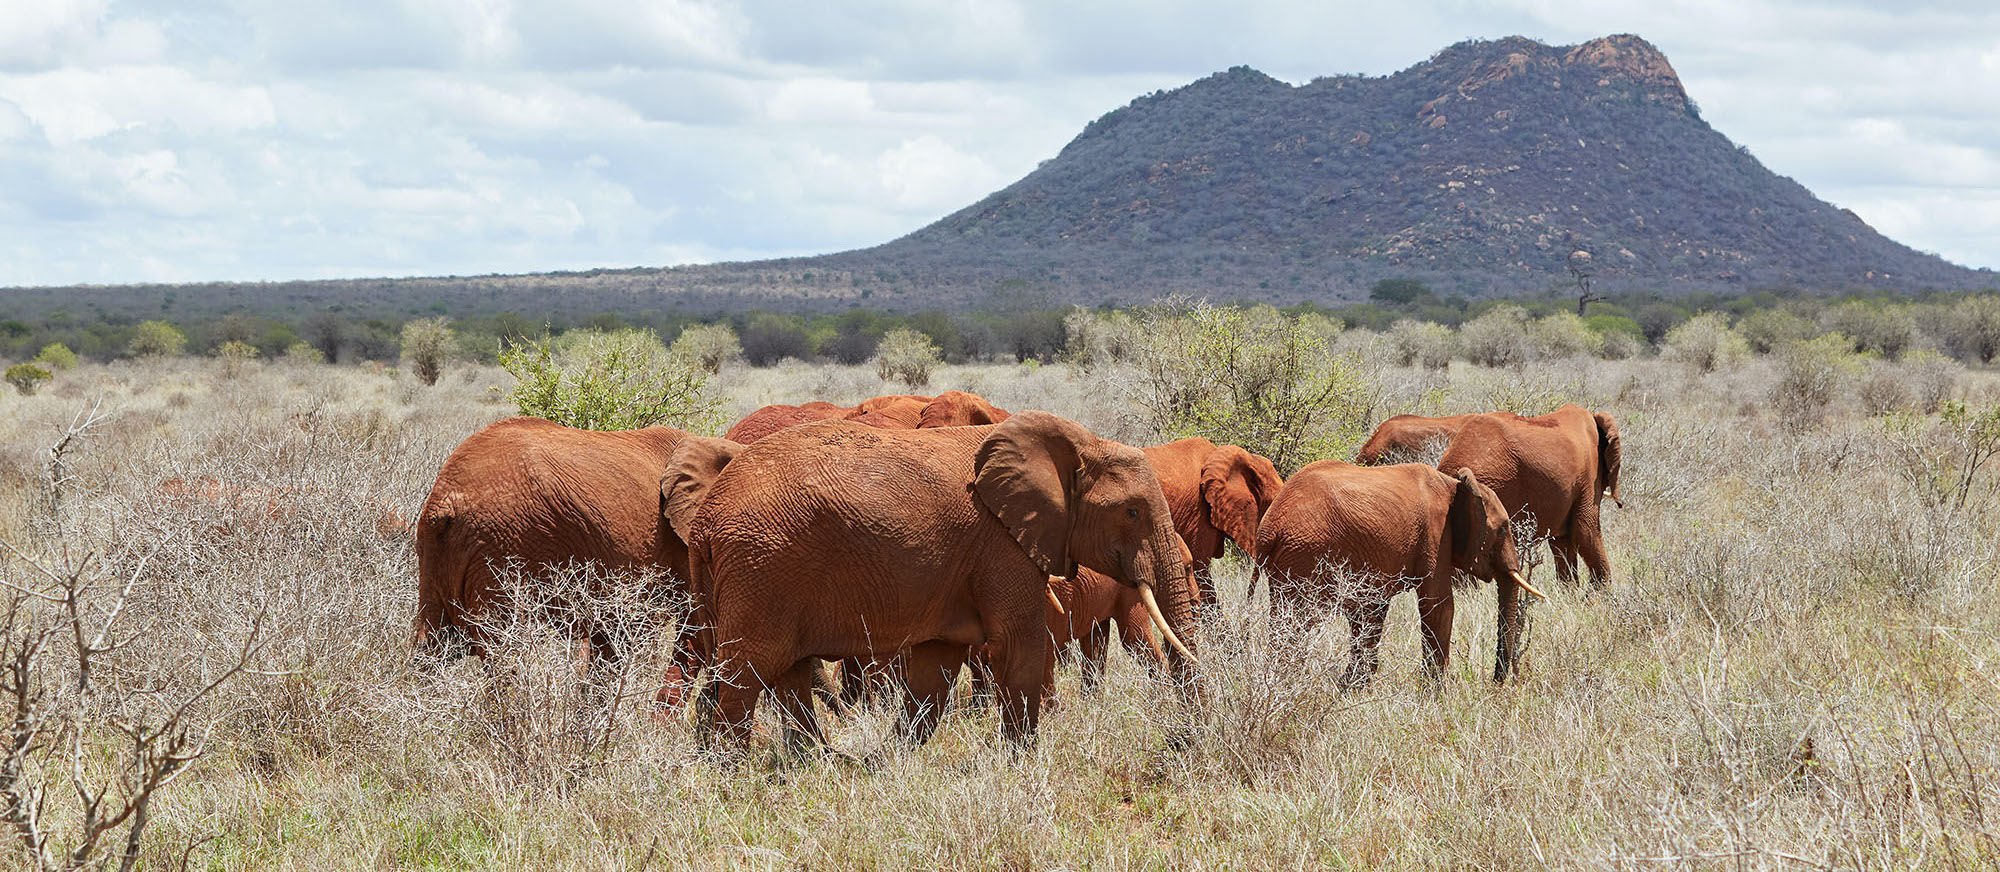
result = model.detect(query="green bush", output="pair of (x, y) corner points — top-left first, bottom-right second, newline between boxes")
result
(1063, 308), (1141, 371)
(5, 362), (52, 395)
(32, 343), (78, 371)
(1530, 311), (1603, 359)
(1662, 313), (1749, 372)
(400, 317), (455, 386)
(128, 320), (187, 357)
(499, 329), (723, 433)
(1949, 295), (2000, 364)
(873, 327), (942, 388)
(1737, 308), (1814, 354)
(1127, 300), (1372, 474)
(282, 342), (325, 365)
(214, 340), (260, 379)
(670, 324), (743, 374)
(1822, 302), (1916, 360)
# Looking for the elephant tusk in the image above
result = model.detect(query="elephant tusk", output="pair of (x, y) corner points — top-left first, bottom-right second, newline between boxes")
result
(1509, 569), (1549, 601)
(1137, 581), (1199, 666)
(1045, 584), (1066, 616)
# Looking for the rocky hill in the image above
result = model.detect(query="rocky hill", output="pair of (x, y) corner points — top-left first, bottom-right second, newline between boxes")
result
(5, 34), (1987, 319)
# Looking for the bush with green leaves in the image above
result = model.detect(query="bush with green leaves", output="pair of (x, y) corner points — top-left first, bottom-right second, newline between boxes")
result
(1822, 302), (1916, 360)
(32, 343), (77, 371)
(1662, 313), (1749, 373)
(670, 324), (743, 374)
(1771, 333), (1863, 431)
(1126, 300), (1372, 474)
(499, 329), (723, 433)
(400, 317), (455, 386)
(5, 362), (52, 395)
(128, 320), (187, 357)
(873, 327), (942, 388)
(1736, 308), (1815, 354)
(1386, 319), (1454, 370)
(1529, 311), (1603, 359)
(1595, 328), (1643, 360)
(215, 339), (260, 378)
(282, 342), (325, 365)
(1457, 304), (1534, 368)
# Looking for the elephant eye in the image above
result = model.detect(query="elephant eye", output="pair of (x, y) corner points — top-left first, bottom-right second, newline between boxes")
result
(1126, 508), (1139, 519)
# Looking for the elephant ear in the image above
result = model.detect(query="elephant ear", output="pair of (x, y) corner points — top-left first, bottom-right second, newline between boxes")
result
(1595, 411), (1623, 507)
(919, 391), (1012, 428)
(1200, 445), (1285, 559)
(973, 411), (1092, 577)
(1447, 468), (1489, 572)
(660, 436), (743, 543)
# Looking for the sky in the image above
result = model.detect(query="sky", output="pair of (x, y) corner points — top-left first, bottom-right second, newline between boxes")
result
(0, 0), (1996, 288)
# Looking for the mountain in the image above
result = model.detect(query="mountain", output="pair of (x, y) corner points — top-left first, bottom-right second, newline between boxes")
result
(801, 33), (1981, 307)
(4, 34), (1988, 320)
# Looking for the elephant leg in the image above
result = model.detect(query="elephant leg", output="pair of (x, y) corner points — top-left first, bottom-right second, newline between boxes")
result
(1416, 581), (1454, 683)
(706, 659), (765, 752)
(990, 631), (1051, 747)
(1340, 594), (1390, 690)
(838, 657), (872, 708)
(772, 659), (826, 757)
(1550, 533), (1583, 588)
(1574, 511), (1611, 591)
(1077, 620), (1112, 694)
(894, 642), (965, 746)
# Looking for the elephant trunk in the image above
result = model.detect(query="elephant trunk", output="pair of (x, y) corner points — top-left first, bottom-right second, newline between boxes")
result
(1493, 569), (1532, 683)
(1137, 525), (1201, 680)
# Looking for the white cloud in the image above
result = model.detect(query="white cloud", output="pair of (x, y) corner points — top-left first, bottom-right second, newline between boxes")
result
(877, 135), (1003, 213)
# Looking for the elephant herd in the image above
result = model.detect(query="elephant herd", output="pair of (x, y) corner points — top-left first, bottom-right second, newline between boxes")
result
(413, 391), (1622, 753)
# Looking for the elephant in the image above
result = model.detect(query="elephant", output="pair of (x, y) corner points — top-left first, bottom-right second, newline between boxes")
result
(671, 411), (1200, 750)
(1046, 438), (1283, 692)
(413, 417), (699, 663)
(1435, 405), (1622, 594)
(1355, 414), (1476, 465)
(723, 401), (852, 444)
(1248, 462), (1541, 687)
(916, 390), (1012, 429)
(723, 392), (1011, 444)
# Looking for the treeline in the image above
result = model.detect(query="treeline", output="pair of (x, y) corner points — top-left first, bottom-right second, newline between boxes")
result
(3, 280), (1997, 370)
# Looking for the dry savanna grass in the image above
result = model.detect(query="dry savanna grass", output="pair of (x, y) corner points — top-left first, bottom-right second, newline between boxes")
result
(0, 351), (1997, 870)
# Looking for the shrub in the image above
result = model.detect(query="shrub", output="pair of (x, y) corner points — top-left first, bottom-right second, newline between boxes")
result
(282, 341), (325, 365)
(1662, 313), (1749, 373)
(670, 324), (742, 374)
(215, 340), (261, 379)
(1126, 300), (1373, 474)
(400, 317), (455, 386)
(5, 362), (52, 395)
(128, 320), (187, 357)
(32, 343), (77, 371)
(1597, 329), (1643, 360)
(1823, 302), (1916, 359)
(1530, 312), (1602, 359)
(1901, 349), (1962, 414)
(1063, 308), (1142, 371)
(1458, 304), (1533, 368)
(1771, 334), (1863, 431)
(873, 328), (942, 388)
(1948, 295), (2000, 363)
(1737, 308), (1815, 354)
(499, 329), (723, 432)
(1858, 365), (1915, 416)
(741, 313), (812, 366)
(1387, 319), (1454, 370)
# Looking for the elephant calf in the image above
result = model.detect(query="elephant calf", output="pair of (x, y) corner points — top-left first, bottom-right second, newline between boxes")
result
(1250, 462), (1541, 687)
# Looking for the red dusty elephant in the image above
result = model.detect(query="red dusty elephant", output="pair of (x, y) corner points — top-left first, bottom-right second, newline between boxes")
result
(1249, 462), (1541, 687)
(722, 392), (1010, 444)
(413, 417), (701, 662)
(1436, 405), (1622, 591)
(1354, 414), (1477, 465)
(674, 412), (1200, 751)
(1048, 438), (1282, 692)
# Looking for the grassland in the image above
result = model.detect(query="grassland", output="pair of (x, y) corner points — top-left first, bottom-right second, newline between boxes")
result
(0, 350), (1996, 870)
